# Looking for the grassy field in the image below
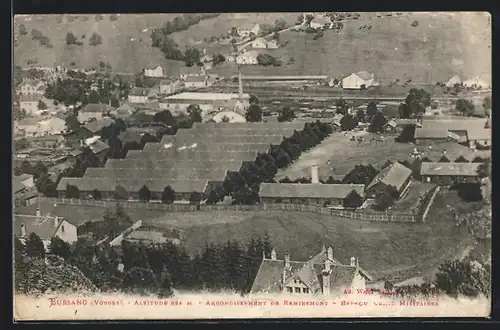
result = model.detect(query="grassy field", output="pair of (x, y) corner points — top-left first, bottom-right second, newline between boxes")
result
(212, 12), (490, 83)
(14, 12), (490, 81)
(14, 202), (168, 227)
(142, 188), (476, 282)
(275, 132), (491, 181)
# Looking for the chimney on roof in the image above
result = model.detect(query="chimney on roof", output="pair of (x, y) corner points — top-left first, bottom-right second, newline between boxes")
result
(20, 224), (27, 237)
(284, 253), (290, 269)
(238, 69), (243, 102)
(311, 164), (319, 184)
(271, 249), (277, 260)
(350, 256), (356, 267)
(53, 216), (59, 228)
(327, 246), (334, 261)
(36, 208), (41, 219)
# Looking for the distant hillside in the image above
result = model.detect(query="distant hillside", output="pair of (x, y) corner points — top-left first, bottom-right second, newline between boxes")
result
(14, 13), (490, 82)
(15, 255), (98, 296)
(13, 13), (297, 76)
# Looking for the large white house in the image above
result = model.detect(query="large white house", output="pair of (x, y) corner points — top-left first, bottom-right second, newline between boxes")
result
(144, 65), (164, 78)
(341, 71), (379, 89)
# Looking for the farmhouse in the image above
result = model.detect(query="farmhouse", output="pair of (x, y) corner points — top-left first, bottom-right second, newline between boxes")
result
(80, 117), (115, 138)
(110, 103), (135, 118)
(365, 162), (412, 199)
(159, 79), (181, 95)
(14, 211), (78, 250)
(16, 116), (66, 137)
(19, 95), (42, 115)
(445, 75), (462, 87)
(236, 50), (260, 65)
(143, 65), (164, 78)
(77, 103), (114, 123)
(259, 183), (365, 206)
(16, 79), (46, 96)
(419, 118), (488, 144)
(466, 127), (491, 149)
(237, 23), (261, 37)
(250, 37), (270, 49)
(250, 246), (372, 296)
(160, 92), (251, 113)
(341, 71), (379, 90)
(184, 76), (212, 89)
(128, 87), (149, 104)
(179, 66), (205, 81)
(414, 127), (451, 144)
(310, 16), (332, 29)
(420, 162), (482, 185)
(15, 173), (35, 189)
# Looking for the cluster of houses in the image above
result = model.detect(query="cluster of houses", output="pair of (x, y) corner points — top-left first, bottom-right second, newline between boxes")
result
(260, 162), (412, 207)
(13, 173), (37, 207)
(413, 117), (491, 150)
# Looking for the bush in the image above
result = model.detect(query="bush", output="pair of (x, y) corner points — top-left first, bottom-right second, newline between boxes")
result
(89, 32), (103, 46)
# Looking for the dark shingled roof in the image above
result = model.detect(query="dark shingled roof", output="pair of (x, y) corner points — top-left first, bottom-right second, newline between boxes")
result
(14, 214), (69, 241)
(80, 103), (114, 113)
(259, 183), (365, 199)
(420, 162), (482, 177)
(366, 162), (412, 192)
(250, 248), (372, 295)
(83, 117), (115, 133)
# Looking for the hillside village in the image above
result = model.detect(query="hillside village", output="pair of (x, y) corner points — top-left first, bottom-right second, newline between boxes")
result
(13, 12), (491, 304)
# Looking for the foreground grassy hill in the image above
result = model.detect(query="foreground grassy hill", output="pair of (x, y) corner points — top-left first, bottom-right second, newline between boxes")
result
(14, 12), (490, 81)
(143, 189), (479, 282)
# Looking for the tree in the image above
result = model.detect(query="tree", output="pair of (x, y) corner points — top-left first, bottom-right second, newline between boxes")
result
(161, 186), (176, 204)
(477, 159), (491, 178)
(189, 191), (203, 204)
(37, 100), (48, 110)
(187, 104), (202, 123)
(340, 114), (358, 131)
(335, 98), (349, 115)
(122, 266), (157, 295)
(342, 164), (378, 186)
(368, 111), (388, 133)
(455, 99), (475, 117)
(152, 109), (175, 126)
(157, 266), (174, 298)
(355, 108), (365, 123)
(245, 104), (262, 122)
(374, 186), (399, 210)
(454, 155), (469, 163)
(65, 184), (80, 198)
(33, 161), (48, 179)
(184, 47), (202, 67)
(212, 53), (225, 66)
(88, 32), (103, 46)
(366, 101), (378, 120)
(65, 113), (81, 131)
(249, 94), (259, 105)
(48, 236), (72, 260)
(138, 185), (152, 202)
(274, 19), (287, 31)
(435, 257), (491, 298)
(19, 160), (33, 175)
(92, 189), (102, 200)
(257, 53), (280, 67)
(482, 96), (491, 112)
(438, 155), (451, 163)
(65, 32), (78, 45)
(113, 185), (129, 200)
(403, 88), (431, 118)
(19, 24), (27, 35)
(278, 107), (295, 122)
(25, 233), (45, 259)
(398, 103), (410, 119)
(205, 189), (220, 205)
(343, 190), (364, 208)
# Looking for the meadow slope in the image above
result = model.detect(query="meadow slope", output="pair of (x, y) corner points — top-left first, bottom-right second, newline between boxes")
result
(14, 12), (491, 81)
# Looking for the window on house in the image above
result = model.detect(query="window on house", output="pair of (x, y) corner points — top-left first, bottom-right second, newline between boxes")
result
(61, 225), (65, 233)
(287, 287), (293, 293)
(302, 288), (309, 294)
(294, 287), (301, 293)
